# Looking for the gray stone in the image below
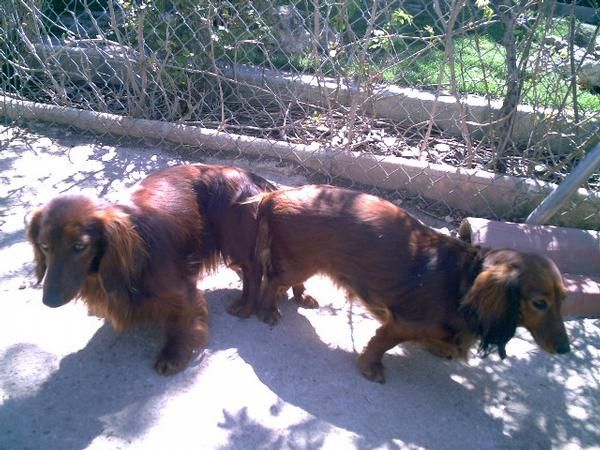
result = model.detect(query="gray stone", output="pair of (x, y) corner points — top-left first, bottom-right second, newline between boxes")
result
(580, 62), (600, 89)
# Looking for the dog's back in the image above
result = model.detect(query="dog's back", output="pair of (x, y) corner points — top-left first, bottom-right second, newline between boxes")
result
(255, 185), (478, 323)
(132, 164), (274, 270)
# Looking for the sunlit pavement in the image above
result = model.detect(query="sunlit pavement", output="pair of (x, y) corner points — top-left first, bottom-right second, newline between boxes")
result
(1, 123), (598, 450)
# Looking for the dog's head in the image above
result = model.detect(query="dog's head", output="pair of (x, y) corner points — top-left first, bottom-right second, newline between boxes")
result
(461, 249), (570, 359)
(27, 194), (141, 308)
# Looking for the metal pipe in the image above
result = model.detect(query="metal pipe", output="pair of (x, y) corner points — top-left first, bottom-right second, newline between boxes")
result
(527, 141), (600, 225)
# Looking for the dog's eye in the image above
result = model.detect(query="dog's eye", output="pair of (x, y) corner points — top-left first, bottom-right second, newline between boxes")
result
(39, 242), (49, 252)
(72, 243), (87, 252)
(532, 299), (548, 311)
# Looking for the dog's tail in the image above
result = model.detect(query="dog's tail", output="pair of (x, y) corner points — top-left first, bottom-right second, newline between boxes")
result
(238, 192), (269, 206)
(238, 172), (286, 206)
(249, 172), (277, 193)
(253, 194), (275, 297)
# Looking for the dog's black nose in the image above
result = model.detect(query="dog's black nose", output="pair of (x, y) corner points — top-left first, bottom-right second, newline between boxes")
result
(42, 289), (71, 308)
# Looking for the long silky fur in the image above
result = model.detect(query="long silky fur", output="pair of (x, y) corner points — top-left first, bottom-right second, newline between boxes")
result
(80, 207), (148, 332)
(460, 262), (520, 359)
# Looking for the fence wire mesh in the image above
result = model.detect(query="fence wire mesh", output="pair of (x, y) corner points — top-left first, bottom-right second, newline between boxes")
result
(1, 0), (600, 228)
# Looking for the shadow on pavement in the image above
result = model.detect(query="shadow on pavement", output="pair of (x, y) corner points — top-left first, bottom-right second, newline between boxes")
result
(206, 290), (599, 449)
(0, 324), (203, 450)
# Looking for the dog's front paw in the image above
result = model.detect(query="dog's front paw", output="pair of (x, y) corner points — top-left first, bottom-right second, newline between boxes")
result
(154, 346), (191, 376)
(258, 306), (281, 326)
(357, 354), (386, 384)
(227, 298), (254, 318)
(154, 356), (186, 376)
(422, 342), (456, 360)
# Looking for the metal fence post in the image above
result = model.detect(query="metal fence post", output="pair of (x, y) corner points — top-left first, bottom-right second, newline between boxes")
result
(526, 141), (600, 225)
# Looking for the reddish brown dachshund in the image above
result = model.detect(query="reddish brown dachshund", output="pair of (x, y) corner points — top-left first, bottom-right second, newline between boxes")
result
(27, 164), (275, 375)
(253, 185), (571, 383)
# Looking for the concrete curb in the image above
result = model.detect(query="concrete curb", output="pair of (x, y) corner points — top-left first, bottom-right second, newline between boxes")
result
(2, 95), (599, 228)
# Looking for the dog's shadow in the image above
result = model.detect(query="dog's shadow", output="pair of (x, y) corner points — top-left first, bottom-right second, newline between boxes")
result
(0, 322), (201, 450)
(207, 290), (597, 450)
(0, 285), (596, 450)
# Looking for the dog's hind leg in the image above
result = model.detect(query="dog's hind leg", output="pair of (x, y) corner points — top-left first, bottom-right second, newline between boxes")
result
(227, 262), (262, 319)
(155, 289), (209, 375)
(257, 280), (284, 326)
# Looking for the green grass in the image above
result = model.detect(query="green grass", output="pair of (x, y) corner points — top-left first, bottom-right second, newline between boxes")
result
(383, 35), (600, 113)
(261, 31), (600, 114)
(222, 13), (600, 114)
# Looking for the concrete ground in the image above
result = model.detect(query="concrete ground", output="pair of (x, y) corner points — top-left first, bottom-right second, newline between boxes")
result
(0, 122), (598, 450)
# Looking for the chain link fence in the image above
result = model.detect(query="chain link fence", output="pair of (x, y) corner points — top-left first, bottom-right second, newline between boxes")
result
(1, 0), (600, 228)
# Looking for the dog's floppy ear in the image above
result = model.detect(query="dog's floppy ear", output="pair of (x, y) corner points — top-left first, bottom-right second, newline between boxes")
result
(461, 260), (521, 359)
(27, 208), (46, 283)
(95, 209), (146, 300)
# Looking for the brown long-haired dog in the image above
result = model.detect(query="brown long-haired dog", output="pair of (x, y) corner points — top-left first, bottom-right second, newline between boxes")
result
(253, 185), (570, 383)
(27, 164), (276, 375)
